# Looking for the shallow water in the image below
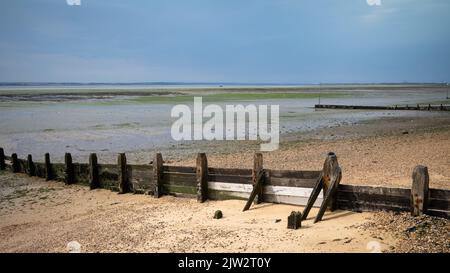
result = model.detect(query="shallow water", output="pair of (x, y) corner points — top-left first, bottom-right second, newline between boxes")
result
(0, 86), (448, 162)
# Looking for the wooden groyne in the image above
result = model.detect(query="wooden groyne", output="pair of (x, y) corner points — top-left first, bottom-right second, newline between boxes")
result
(0, 147), (449, 219)
(315, 104), (450, 111)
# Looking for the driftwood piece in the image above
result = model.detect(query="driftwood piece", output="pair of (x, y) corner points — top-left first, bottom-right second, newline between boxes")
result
(411, 165), (429, 216)
(196, 153), (208, 203)
(153, 153), (163, 198)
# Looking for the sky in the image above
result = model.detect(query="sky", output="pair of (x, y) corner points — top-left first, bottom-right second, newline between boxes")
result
(0, 0), (449, 83)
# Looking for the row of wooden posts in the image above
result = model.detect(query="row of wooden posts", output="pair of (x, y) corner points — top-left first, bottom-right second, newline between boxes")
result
(0, 147), (441, 222)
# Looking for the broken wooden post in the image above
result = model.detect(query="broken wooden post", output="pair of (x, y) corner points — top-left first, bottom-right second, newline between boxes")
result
(27, 154), (35, 176)
(0, 148), (5, 170)
(64, 152), (74, 184)
(44, 153), (52, 181)
(287, 211), (302, 229)
(314, 152), (342, 223)
(411, 165), (429, 216)
(243, 154), (265, 212)
(11, 153), (19, 173)
(89, 153), (99, 189)
(252, 153), (264, 204)
(153, 153), (163, 198)
(118, 153), (129, 194)
(196, 153), (208, 203)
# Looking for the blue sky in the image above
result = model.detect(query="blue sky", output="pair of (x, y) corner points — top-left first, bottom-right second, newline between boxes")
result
(0, 0), (449, 83)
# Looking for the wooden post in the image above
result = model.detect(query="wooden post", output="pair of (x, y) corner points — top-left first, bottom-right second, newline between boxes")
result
(196, 153), (208, 202)
(118, 153), (129, 194)
(252, 153), (264, 204)
(0, 148), (5, 170)
(27, 154), (35, 176)
(153, 153), (163, 198)
(428, 104), (431, 111)
(44, 153), (52, 181)
(322, 152), (341, 211)
(89, 153), (99, 189)
(243, 169), (265, 211)
(287, 211), (302, 229)
(411, 165), (429, 216)
(11, 153), (19, 173)
(64, 152), (74, 185)
(314, 165), (342, 223)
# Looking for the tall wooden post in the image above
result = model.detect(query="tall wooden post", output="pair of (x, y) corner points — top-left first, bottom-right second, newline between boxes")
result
(89, 153), (99, 189)
(153, 153), (163, 198)
(11, 153), (19, 173)
(322, 152), (341, 211)
(0, 148), (5, 170)
(27, 154), (35, 177)
(118, 153), (129, 194)
(44, 153), (52, 181)
(252, 153), (264, 204)
(64, 152), (74, 185)
(411, 165), (429, 216)
(196, 153), (208, 203)
(314, 152), (342, 223)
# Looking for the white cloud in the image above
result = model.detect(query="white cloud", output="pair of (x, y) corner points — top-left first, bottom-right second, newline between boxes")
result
(367, 0), (381, 6)
(66, 0), (81, 6)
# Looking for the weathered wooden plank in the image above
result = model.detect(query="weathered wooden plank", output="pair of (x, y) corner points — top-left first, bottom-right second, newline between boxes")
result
(264, 194), (322, 207)
(128, 165), (153, 194)
(208, 189), (249, 201)
(162, 184), (197, 195)
(338, 184), (411, 197)
(301, 173), (323, 221)
(97, 164), (119, 191)
(427, 209), (450, 219)
(163, 172), (197, 186)
(411, 165), (429, 216)
(72, 163), (90, 185)
(51, 163), (66, 181)
(208, 167), (252, 176)
(17, 159), (27, 174)
(207, 174), (252, 184)
(34, 162), (46, 178)
(428, 199), (450, 210)
(163, 165), (196, 174)
(337, 191), (411, 206)
(196, 153), (208, 203)
(266, 177), (318, 188)
(337, 200), (410, 212)
(429, 188), (450, 200)
(267, 170), (321, 179)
